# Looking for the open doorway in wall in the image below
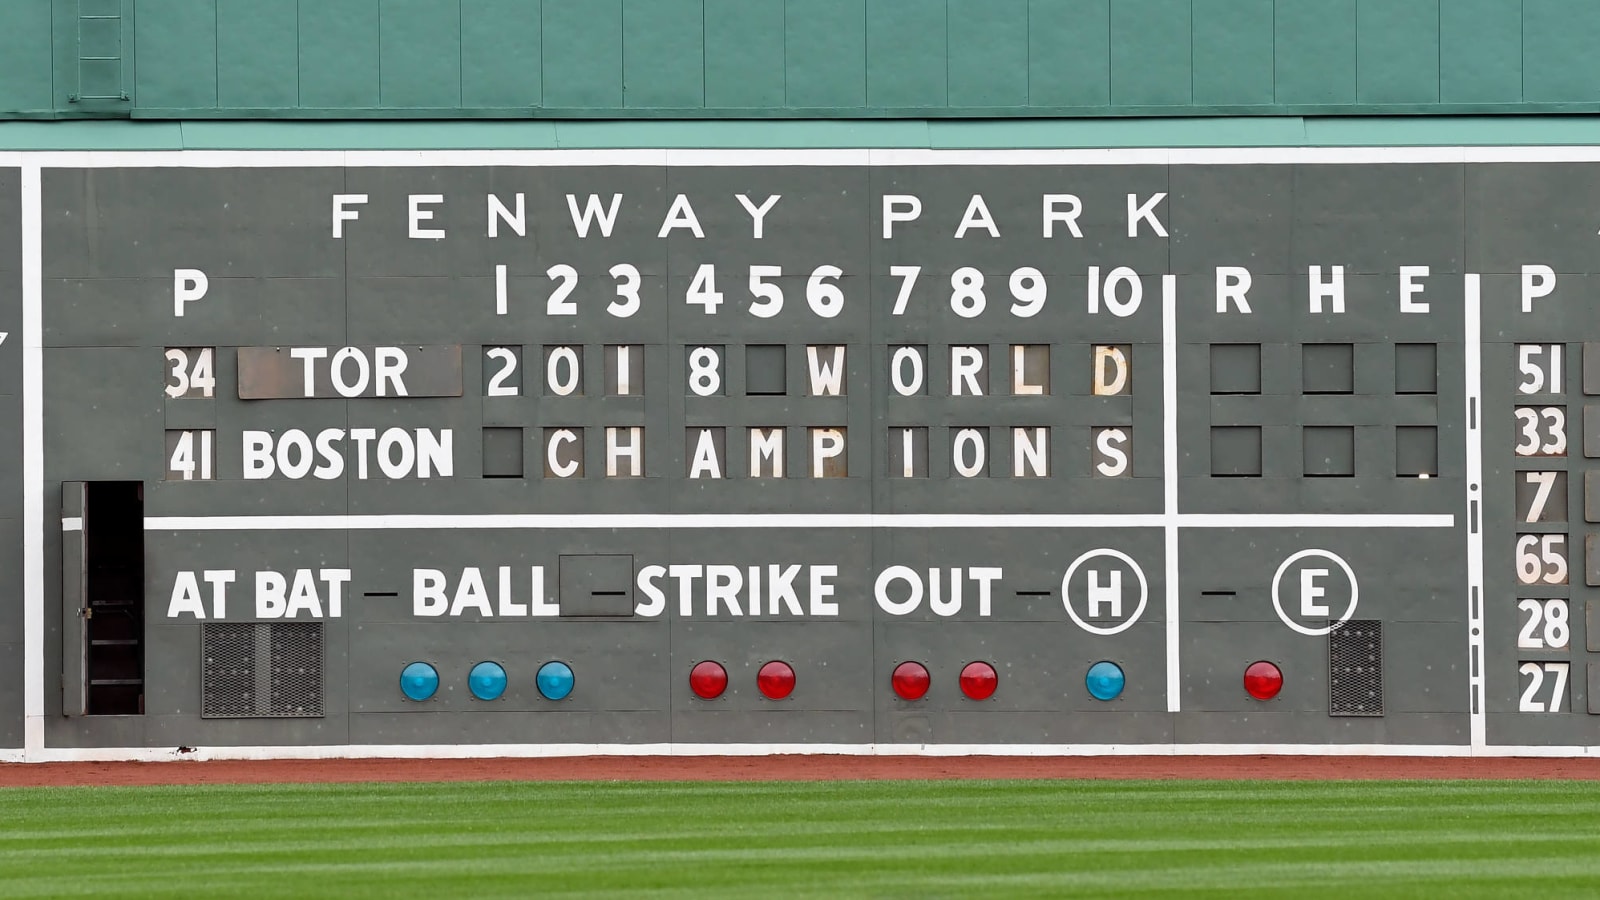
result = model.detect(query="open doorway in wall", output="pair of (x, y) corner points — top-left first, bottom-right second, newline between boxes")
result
(64, 481), (145, 715)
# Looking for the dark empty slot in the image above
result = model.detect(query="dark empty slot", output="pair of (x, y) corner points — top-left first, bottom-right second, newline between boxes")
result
(1015, 590), (1053, 597)
(746, 345), (787, 395)
(1395, 343), (1438, 395)
(1303, 425), (1355, 477)
(83, 482), (145, 716)
(363, 591), (400, 598)
(1210, 344), (1261, 395)
(1200, 590), (1237, 597)
(1302, 344), (1354, 395)
(1210, 426), (1262, 477)
(482, 427), (525, 479)
(1396, 426), (1438, 477)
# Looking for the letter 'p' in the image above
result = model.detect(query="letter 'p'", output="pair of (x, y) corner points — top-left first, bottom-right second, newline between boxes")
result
(173, 269), (208, 318)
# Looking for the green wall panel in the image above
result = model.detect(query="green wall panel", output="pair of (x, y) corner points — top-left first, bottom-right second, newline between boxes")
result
(16, 0), (1600, 118)
(1274, 0), (1356, 106)
(786, 0), (867, 109)
(300, 0), (381, 109)
(543, 0), (622, 108)
(623, 0), (705, 109)
(1029, 0), (1110, 108)
(217, 0), (298, 109)
(380, 0), (462, 109)
(705, 0), (784, 109)
(1357, 0), (1438, 105)
(1439, 0), (1522, 104)
(133, 0), (216, 111)
(1110, 0), (1190, 107)
(1523, 0), (1600, 103)
(1192, 0), (1273, 107)
(866, 0), (946, 109)
(0, 0), (55, 113)
(947, 0), (1026, 109)
(461, 0), (541, 109)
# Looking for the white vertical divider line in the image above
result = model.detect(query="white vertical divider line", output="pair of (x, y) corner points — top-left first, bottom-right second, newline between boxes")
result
(1163, 275), (1181, 713)
(1464, 274), (1487, 750)
(21, 164), (43, 754)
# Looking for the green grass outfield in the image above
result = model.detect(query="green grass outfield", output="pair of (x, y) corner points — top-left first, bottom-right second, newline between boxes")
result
(2, 779), (1598, 898)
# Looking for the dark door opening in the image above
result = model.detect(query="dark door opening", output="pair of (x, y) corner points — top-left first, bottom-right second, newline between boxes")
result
(67, 481), (145, 715)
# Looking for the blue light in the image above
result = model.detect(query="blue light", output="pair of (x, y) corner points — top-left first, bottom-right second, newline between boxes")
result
(469, 661), (508, 701)
(536, 661), (575, 701)
(399, 662), (439, 701)
(1085, 661), (1126, 701)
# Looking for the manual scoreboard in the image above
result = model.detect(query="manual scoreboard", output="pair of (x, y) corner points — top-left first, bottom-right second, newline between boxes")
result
(3, 149), (1599, 755)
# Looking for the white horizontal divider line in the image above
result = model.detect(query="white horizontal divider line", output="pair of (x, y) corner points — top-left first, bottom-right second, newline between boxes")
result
(38, 145), (1600, 170)
(126, 513), (1456, 532)
(6, 742), (1600, 764)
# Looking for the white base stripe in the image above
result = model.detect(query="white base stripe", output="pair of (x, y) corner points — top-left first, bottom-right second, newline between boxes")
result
(4, 742), (1600, 763)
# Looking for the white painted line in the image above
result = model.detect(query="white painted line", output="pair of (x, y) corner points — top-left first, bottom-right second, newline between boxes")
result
(1172, 514), (1455, 528)
(60, 517), (82, 533)
(1162, 275), (1181, 713)
(138, 512), (1455, 532)
(27, 146), (1600, 170)
(5, 742), (1600, 763)
(20, 164), (42, 754)
(1464, 274), (1487, 749)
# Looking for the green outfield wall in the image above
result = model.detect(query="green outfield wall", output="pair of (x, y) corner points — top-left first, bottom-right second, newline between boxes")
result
(8, 0), (1600, 120)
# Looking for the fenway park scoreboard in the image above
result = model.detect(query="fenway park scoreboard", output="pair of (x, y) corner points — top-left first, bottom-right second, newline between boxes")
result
(2, 148), (1599, 757)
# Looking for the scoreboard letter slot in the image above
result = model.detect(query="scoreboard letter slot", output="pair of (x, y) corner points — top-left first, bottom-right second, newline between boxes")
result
(1583, 343), (1600, 395)
(1586, 534), (1600, 586)
(237, 346), (462, 399)
(1590, 663), (1600, 714)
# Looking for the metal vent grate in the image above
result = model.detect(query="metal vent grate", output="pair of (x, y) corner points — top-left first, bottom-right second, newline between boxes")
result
(201, 623), (324, 718)
(1329, 619), (1383, 716)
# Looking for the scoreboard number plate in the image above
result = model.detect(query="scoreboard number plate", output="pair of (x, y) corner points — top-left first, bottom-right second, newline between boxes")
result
(1516, 598), (1570, 650)
(1514, 471), (1568, 522)
(1516, 344), (1563, 395)
(1513, 407), (1567, 456)
(164, 347), (215, 399)
(1518, 661), (1570, 713)
(164, 429), (215, 481)
(1515, 534), (1568, 585)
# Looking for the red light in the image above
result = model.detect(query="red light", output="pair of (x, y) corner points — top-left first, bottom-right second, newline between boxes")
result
(891, 661), (930, 700)
(757, 661), (795, 700)
(959, 661), (998, 700)
(1244, 661), (1283, 700)
(689, 660), (727, 699)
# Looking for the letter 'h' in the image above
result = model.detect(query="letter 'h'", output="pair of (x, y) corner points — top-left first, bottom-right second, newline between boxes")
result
(1088, 570), (1122, 618)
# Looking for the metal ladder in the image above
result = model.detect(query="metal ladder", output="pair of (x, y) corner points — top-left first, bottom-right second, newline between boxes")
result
(72, 0), (129, 102)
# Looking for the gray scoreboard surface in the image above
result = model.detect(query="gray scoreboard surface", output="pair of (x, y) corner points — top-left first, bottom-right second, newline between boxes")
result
(5, 148), (1600, 759)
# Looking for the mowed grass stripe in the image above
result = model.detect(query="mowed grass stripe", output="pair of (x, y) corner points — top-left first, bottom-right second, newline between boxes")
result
(2, 780), (1598, 898)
